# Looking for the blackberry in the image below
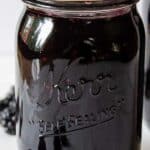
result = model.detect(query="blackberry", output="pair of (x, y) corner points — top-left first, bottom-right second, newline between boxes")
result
(0, 87), (16, 135)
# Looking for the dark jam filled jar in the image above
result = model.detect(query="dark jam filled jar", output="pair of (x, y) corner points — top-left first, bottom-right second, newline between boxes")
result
(16, 0), (145, 150)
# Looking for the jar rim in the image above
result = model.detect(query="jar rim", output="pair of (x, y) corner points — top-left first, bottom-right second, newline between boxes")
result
(23, 0), (139, 10)
(26, 3), (135, 19)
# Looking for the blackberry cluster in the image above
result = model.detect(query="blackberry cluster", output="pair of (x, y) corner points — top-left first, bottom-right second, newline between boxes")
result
(0, 87), (16, 135)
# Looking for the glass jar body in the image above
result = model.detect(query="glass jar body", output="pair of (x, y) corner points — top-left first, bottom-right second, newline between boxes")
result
(16, 4), (145, 150)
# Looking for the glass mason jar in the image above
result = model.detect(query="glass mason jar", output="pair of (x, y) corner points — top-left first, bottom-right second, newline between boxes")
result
(16, 0), (145, 150)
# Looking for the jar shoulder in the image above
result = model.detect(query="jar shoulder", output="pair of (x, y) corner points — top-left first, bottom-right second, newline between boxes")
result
(17, 9), (142, 62)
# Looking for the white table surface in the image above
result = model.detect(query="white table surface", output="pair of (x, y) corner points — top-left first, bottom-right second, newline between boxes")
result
(0, 55), (149, 150)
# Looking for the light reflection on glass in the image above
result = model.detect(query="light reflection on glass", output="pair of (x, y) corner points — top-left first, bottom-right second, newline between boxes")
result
(35, 19), (53, 50)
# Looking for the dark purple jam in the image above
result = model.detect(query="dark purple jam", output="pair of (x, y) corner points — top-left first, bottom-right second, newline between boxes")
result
(16, 7), (145, 150)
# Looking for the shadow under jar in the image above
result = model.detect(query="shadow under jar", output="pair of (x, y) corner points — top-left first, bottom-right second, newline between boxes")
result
(16, 0), (145, 150)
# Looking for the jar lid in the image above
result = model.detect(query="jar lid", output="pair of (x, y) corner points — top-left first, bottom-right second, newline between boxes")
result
(23, 0), (139, 9)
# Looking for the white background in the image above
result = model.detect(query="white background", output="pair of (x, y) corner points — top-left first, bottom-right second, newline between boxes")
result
(0, 0), (149, 150)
